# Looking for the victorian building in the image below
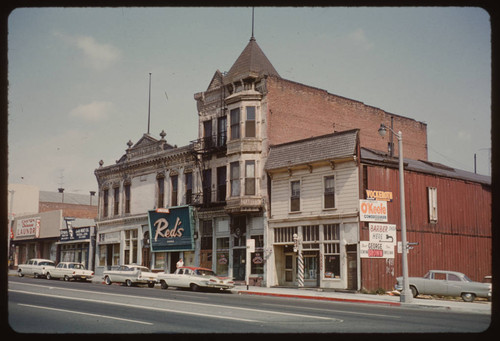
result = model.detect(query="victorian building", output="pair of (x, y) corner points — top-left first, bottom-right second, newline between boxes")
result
(94, 34), (446, 288)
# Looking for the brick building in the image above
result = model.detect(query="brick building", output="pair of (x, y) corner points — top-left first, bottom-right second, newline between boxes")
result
(94, 35), (461, 289)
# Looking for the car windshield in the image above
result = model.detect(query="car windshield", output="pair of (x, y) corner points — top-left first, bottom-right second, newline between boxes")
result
(39, 261), (54, 266)
(69, 263), (84, 269)
(462, 274), (473, 282)
(194, 269), (216, 276)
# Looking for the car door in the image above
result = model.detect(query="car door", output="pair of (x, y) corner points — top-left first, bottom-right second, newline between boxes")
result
(27, 260), (37, 275)
(53, 263), (65, 278)
(424, 271), (448, 296)
(169, 268), (183, 287)
(446, 273), (463, 297)
(181, 268), (193, 288)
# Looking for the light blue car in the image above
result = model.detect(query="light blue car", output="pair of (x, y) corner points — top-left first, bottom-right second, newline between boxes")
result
(395, 270), (491, 302)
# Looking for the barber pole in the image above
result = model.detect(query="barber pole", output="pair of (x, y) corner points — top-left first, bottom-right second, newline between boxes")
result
(297, 251), (304, 287)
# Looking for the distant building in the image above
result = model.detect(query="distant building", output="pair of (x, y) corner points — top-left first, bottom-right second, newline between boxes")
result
(8, 187), (97, 269)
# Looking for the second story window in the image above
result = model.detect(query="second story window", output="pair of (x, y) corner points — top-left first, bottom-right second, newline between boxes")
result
(124, 182), (131, 214)
(217, 116), (227, 147)
(157, 176), (165, 208)
(230, 162), (240, 197)
(171, 175), (178, 206)
(113, 186), (120, 216)
(245, 106), (256, 137)
(185, 172), (193, 205)
(245, 160), (256, 195)
(103, 188), (109, 218)
(290, 180), (300, 212)
(230, 108), (240, 140)
(324, 176), (335, 209)
(217, 166), (227, 202)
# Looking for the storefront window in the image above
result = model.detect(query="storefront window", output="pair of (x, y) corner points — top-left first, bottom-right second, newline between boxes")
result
(324, 224), (340, 279)
(154, 252), (166, 270)
(250, 235), (264, 275)
(216, 237), (229, 276)
(124, 229), (138, 264)
(99, 245), (106, 266)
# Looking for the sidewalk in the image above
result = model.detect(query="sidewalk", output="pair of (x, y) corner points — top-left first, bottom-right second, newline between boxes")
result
(231, 285), (492, 315)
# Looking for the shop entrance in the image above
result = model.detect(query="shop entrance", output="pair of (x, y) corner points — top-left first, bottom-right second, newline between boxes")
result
(283, 251), (319, 287)
(346, 244), (358, 290)
(232, 248), (246, 281)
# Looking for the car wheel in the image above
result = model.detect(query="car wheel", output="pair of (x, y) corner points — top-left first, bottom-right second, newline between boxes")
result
(34, 273), (39, 278)
(410, 286), (418, 298)
(64, 275), (70, 281)
(148, 282), (155, 288)
(461, 293), (476, 302)
(46, 273), (52, 280)
(104, 276), (112, 285)
(160, 280), (168, 290)
(190, 283), (200, 292)
(18, 270), (24, 277)
(125, 279), (133, 287)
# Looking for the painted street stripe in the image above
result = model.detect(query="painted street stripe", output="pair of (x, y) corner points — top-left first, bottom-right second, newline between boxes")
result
(10, 289), (258, 323)
(17, 303), (153, 325)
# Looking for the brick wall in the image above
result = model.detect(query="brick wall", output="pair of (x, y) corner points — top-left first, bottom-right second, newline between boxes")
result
(265, 76), (428, 160)
(39, 202), (97, 219)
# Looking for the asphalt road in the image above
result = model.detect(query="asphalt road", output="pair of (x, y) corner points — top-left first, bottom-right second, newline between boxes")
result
(8, 276), (491, 334)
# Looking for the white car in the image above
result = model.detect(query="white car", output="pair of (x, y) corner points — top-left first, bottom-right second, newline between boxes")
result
(17, 258), (56, 278)
(103, 264), (157, 287)
(157, 266), (235, 291)
(46, 262), (94, 282)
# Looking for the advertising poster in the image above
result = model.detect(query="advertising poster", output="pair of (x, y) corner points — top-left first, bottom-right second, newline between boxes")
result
(148, 206), (195, 252)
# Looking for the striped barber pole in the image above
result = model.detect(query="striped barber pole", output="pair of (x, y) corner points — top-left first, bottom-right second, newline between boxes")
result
(297, 252), (304, 287)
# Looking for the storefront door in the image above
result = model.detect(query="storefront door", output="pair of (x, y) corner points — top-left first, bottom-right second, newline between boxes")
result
(303, 251), (319, 287)
(232, 248), (246, 281)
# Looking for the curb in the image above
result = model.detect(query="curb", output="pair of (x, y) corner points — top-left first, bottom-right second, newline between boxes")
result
(236, 290), (401, 307)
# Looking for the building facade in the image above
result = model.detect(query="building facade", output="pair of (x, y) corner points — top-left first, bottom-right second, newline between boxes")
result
(265, 130), (361, 289)
(94, 35), (488, 289)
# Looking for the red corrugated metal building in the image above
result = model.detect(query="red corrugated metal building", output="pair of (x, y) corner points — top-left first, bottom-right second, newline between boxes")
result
(359, 148), (491, 291)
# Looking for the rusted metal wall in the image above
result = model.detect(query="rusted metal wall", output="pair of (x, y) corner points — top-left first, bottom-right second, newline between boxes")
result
(360, 165), (491, 291)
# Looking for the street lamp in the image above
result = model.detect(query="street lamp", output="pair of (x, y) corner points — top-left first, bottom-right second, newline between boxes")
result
(378, 123), (412, 303)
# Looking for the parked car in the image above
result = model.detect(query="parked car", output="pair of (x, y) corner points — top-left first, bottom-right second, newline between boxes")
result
(157, 266), (235, 292)
(46, 262), (94, 282)
(17, 258), (56, 278)
(103, 264), (157, 287)
(395, 270), (492, 302)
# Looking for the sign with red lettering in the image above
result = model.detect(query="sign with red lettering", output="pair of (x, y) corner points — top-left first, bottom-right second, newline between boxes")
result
(15, 217), (41, 239)
(360, 241), (395, 258)
(359, 200), (388, 222)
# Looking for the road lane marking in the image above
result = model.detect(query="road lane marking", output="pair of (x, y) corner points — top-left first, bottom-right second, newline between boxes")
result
(10, 282), (335, 322)
(260, 302), (402, 319)
(10, 289), (258, 323)
(17, 303), (153, 325)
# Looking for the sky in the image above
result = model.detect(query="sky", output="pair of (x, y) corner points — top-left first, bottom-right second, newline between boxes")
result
(8, 7), (491, 194)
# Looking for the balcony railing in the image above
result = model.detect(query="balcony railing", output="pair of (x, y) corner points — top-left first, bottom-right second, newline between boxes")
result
(191, 134), (227, 156)
(190, 188), (226, 208)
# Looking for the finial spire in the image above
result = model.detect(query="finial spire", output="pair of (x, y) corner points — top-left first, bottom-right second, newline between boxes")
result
(251, 7), (255, 40)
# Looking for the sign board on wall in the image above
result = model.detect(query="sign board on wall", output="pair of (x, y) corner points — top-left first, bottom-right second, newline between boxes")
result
(365, 189), (393, 202)
(360, 241), (395, 258)
(359, 200), (388, 222)
(60, 226), (91, 242)
(148, 206), (195, 252)
(16, 217), (41, 239)
(368, 223), (396, 245)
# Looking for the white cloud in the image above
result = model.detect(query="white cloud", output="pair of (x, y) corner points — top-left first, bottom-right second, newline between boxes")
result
(69, 101), (115, 122)
(345, 28), (374, 51)
(55, 32), (121, 70)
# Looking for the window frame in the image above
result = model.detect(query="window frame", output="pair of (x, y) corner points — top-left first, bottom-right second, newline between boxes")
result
(245, 160), (256, 196)
(290, 180), (301, 212)
(230, 108), (240, 140)
(245, 106), (256, 138)
(428, 187), (438, 223)
(323, 175), (336, 209)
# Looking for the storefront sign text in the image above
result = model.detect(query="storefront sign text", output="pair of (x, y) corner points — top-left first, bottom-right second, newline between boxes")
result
(148, 206), (194, 252)
(359, 200), (388, 222)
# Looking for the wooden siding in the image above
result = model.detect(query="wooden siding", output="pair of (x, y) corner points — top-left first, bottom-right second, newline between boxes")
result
(360, 164), (491, 291)
(269, 161), (359, 221)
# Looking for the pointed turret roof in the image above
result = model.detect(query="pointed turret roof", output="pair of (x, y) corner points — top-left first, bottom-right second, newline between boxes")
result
(224, 37), (280, 84)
